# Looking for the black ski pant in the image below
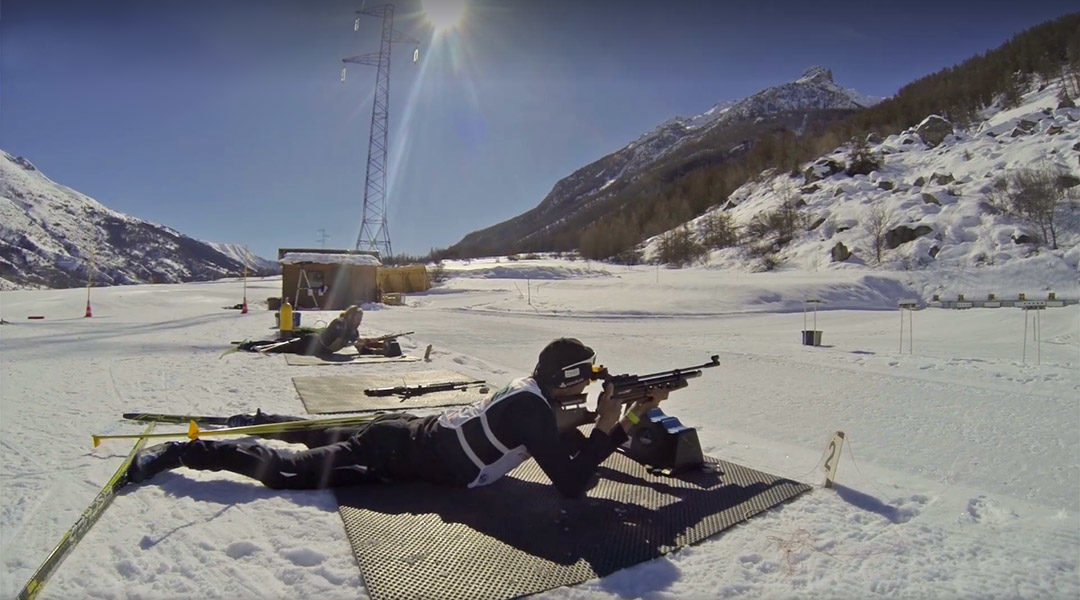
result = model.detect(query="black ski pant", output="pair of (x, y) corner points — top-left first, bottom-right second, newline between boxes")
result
(177, 414), (423, 489)
(239, 333), (324, 356)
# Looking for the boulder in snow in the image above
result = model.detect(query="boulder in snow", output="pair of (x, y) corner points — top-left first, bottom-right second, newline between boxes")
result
(885, 225), (934, 250)
(1056, 174), (1080, 188)
(804, 158), (844, 183)
(931, 172), (955, 185)
(916, 115), (953, 147)
(830, 242), (852, 262)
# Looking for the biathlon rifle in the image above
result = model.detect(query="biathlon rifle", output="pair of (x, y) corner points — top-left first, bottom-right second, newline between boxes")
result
(595, 354), (720, 403)
(554, 355), (721, 431)
(364, 379), (487, 399)
(354, 331), (414, 349)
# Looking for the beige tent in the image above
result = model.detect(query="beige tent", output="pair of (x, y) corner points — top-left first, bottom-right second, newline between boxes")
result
(377, 265), (431, 294)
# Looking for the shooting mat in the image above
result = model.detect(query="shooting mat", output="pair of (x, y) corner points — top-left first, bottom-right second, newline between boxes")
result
(292, 369), (490, 414)
(335, 451), (811, 600)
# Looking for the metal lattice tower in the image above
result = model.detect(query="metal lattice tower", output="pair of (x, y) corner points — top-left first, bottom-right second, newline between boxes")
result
(342, 3), (418, 258)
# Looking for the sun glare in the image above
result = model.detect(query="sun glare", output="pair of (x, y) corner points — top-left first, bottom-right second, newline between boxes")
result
(421, 0), (467, 32)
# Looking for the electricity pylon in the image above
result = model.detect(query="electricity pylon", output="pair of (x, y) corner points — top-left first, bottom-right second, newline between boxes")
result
(342, 3), (419, 258)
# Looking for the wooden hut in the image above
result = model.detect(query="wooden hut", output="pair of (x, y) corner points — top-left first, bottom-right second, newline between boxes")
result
(278, 248), (380, 310)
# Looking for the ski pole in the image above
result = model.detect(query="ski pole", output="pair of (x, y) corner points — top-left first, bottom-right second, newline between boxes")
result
(92, 414), (385, 447)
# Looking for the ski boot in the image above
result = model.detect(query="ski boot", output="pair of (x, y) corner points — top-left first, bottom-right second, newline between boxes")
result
(227, 408), (270, 427)
(127, 442), (186, 483)
(226, 409), (298, 428)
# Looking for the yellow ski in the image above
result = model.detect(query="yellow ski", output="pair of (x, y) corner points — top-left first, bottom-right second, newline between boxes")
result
(92, 413), (384, 447)
(19, 423), (156, 600)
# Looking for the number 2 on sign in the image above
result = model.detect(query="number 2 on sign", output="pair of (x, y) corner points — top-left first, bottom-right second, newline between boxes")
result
(824, 431), (845, 488)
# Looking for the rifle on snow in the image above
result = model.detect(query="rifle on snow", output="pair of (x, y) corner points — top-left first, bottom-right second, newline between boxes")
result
(364, 379), (488, 400)
(555, 355), (720, 431)
(361, 331), (414, 343)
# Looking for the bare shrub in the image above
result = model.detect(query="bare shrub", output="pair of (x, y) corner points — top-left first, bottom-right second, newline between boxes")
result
(991, 166), (1073, 249)
(428, 262), (447, 284)
(745, 198), (808, 246)
(745, 241), (779, 271)
(657, 225), (707, 267)
(864, 204), (892, 264)
(698, 212), (738, 249)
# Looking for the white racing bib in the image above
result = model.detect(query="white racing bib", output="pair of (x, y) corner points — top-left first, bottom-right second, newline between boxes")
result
(438, 378), (546, 487)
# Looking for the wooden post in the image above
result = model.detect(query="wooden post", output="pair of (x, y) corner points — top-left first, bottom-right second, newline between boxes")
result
(898, 301), (918, 354)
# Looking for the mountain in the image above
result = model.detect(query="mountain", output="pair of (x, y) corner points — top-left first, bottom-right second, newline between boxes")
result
(446, 67), (878, 257)
(0, 151), (279, 289)
(205, 241), (278, 274)
(642, 79), (1080, 276)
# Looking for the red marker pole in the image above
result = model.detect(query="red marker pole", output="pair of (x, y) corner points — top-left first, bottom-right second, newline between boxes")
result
(84, 265), (93, 318)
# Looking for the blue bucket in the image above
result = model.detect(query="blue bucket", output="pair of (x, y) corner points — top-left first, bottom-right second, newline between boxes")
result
(276, 312), (301, 328)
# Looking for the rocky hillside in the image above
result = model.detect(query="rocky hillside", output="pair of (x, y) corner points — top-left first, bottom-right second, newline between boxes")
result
(0, 151), (278, 289)
(643, 80), (1080, 278)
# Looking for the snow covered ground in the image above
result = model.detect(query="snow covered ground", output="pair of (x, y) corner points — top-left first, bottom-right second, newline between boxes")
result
(1, 259), (1077, 599)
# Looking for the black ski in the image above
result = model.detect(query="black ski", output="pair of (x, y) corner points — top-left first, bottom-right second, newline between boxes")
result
(17, 423), (155, 600)
(122, 412), (230, 426)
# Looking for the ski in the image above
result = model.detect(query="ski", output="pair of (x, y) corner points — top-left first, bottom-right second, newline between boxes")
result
(256, 337), (304, 354)
(219, 342), (245, 359)
(94, 414), (386, 447)
(17, 423), (156, 600)
(123, 412), (230, 426)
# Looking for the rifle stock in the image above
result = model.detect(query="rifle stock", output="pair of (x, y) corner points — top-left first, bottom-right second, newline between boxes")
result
(554, 394), (596, 432)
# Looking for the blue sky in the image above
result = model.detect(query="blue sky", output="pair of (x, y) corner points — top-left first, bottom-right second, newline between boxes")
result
(3, 1), (1077, 259)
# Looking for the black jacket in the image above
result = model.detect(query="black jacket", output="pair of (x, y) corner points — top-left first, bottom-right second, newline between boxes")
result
(412, 377), (628, 498)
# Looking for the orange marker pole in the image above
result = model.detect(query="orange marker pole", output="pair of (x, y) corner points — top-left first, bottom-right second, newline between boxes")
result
(241, 265), (248, 314)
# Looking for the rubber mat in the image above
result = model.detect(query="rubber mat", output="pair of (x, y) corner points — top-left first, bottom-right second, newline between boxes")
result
(293, 369), (489, 414)
(335, 451), (811, 600)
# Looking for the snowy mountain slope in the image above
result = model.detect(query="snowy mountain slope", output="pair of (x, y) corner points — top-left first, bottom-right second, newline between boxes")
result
(204, 241), (278, 274)
(450, 67), (877, 255)
(566, 67), (877, 209)
(0, 151), (278, 289)
(644, 80), (1080, 285)
(716, 66), (878, 125)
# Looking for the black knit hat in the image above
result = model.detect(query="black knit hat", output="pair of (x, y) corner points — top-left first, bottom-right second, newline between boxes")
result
(533, 338), (595, 389)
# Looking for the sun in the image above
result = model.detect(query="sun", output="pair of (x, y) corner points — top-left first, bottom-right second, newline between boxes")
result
(421, 0), (467, 32)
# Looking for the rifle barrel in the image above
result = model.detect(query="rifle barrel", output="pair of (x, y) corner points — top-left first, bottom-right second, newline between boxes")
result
(604, 355), (720, 402)
(635, 355), (720, 381)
